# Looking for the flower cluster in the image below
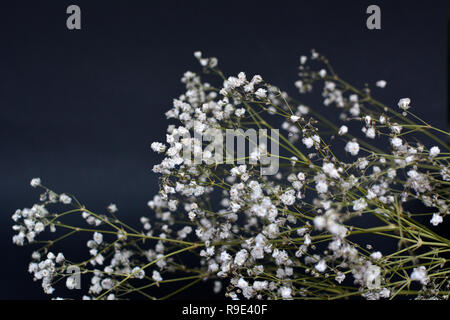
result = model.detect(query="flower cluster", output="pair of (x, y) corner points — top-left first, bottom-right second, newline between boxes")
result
(12, 51), (449, 300)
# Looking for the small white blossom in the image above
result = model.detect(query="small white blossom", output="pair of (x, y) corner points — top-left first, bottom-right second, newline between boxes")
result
(370, 251), (382, 260)
(338, 125), (348, 135)
(93, 232), (103, 245)
(235, 108), (246, 117)
(429, 146), (440, 158)
(255, 88), (267, 98)
(398, 98), (411, 111)
(353, 198), (367, 211)
(280, 286), (292, 299)
(107, 203), (118, 213)
(152, 270), (163, 282)
(315, 260), (327, 273)
(390, 137), (403, 149)
(280, 190), (296, 206)
(302, 137), (314, 149)
(345, 141), (360, 156)
(410, 266), (429, 285)
(59, 194), (72, 204)
(430, 213), (443, 226)
(30, 178), (41, 188)
(376, 80), (387, 88)
(234, 249), (248, 266)
(55, 253), (65, 264)
(319, 69), (327, 78)
(151, 142), (166, 153)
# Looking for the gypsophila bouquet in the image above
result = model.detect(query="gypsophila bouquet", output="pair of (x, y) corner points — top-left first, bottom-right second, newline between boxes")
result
(12, 50), (450, 300)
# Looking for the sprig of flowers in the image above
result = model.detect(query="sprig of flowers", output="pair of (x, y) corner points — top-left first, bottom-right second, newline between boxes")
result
(12, 50), (450, 300)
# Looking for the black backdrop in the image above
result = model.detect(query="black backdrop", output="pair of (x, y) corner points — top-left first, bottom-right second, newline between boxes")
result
(0, 0), (447, 299)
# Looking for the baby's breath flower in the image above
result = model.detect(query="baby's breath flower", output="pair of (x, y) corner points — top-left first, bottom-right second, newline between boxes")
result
(151, 142), (166, 153)
(353, 198), (367, 211)
(107, 203), (118, 213)
(59, 194), (72, 204)
(30, 178), (41, 188)
(376, 80), (387, 88)
(255, 88), (267, 98)
(430, 213), (443, 226)
(410, 266), (429, 285)
(12, 50), (450, 301)
(338, 125), (348, 135)
(429, 146), (440, 158)
(390, 137), (403, 149)
(152, 270), (163, 282)
(345, 141), (360, 156)
(398, 98), (411, 110)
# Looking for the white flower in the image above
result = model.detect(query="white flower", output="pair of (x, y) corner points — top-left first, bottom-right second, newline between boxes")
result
(107, 203), (118, 213)
(345, 141), (360, 156)
(370, 251), (382, 260)
(131, 267), (145, 279)
(56, 253), (65, 264)
(151, 142), (166, 153)
(390, 124), (402, 134)
(280, 190), (296, 206)
(213, 281), (222, 294)
(220, 251), (232, 263)
(390, 137), (403, 149)
(338, 125), (348, 135)
(314, 216), (327, 230)
(315, 260), (327, 272)
(316, 181), (328, 194)
(365, 127), (376, 139)
(238, 72), (246, 81)
(379, 288), (390, 298)
(255, 88), (267, 98)
(152, 270), (163, 282)
(59, 194), (72, 204)
(290, 115), (300, 122)
(322, 163), (339, 179)
(353, 198), (367, 211)
(365, 265), (381, 289)
(34, 222), (45, 233)
(430, 213), (443, 226)
(93, 232), (103, 245)
(30, 178), (41, 188)
(335, 273), (346, 284)
(376, 80), (387, 88)
(298, 105), (309, 114)
(251, 75), (263, 84)
(410, 266), (429, 285)
(300, 56), (307, 64)
(398, 98), (411, 111)
(302, 137), (314, 149)
(237, 278), (248, 289)
(280, 286), (292, 299)
(234, 249), (248, 266)
(253, 280), (268, 291)
(318, 69), (327, 78)
(235, 108), (246, 117)
(429, 146), (440, 158)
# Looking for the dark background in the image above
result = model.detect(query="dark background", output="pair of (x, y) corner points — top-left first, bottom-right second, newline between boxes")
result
(0, 0), (447, 299)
